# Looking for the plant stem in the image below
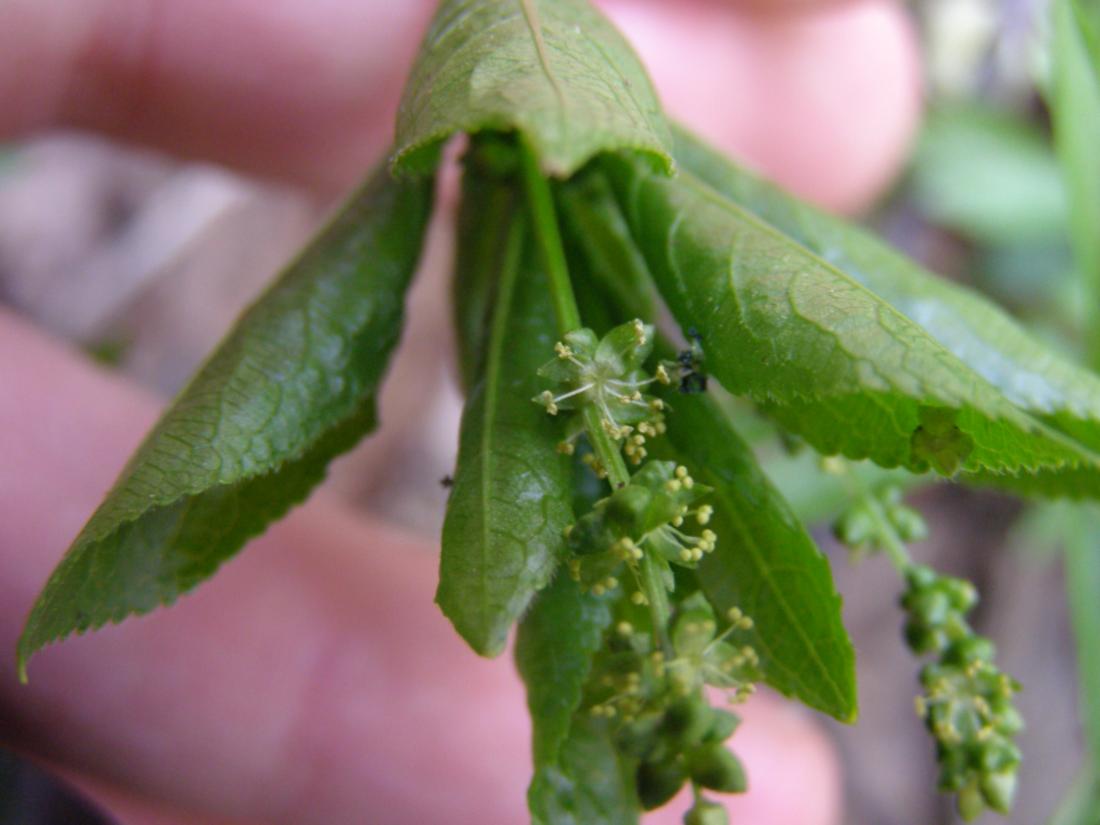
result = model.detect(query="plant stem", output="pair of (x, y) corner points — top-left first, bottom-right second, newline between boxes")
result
(581, 407), (629, 487)
(518, 136), (671, 653)
(1065, 507), (1100, 764)
(639, 550), (673, 652)
(517, 134), (581, 334)
(834, 459), (913, 573)
(861, 492), (913, 574)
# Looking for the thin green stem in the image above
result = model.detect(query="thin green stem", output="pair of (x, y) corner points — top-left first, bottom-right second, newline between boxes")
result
(1065, 508), (1100, 763)
(861, 492), (913, 573)
(832, 459), (913, 573)
(518, 135), (581, 334)
(582, 407), (630, 488)
(1052, 0), (1100, 789)
(518, 136), (669, 652)
(640, 550), (673, 652)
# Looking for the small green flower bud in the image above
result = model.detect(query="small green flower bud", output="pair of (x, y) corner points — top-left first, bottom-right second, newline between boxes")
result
(957, 781), (985, 821)
(906, 564), (938, 590)
(702, 709), (741, 744)
(880, 484), (903, 506)
(683, 798), (729, 825)
(904, 621), (946, 655)
(662, 697), (714, 749)
(993, 704), (1024, 736)
(979, 741), (1021, 773)
(672, 603), (718, 659)
(636, 758), (688, 810)
(903, 588), (952, 628)
(889, 505), (928, 542)
(834, 507), (874, 547)
(605, 484), (653, 533)
(688, 744), (747, 793)
(943, 636), (996, 666)
(939, 577), (978, 612)
(980, 768), (1018, 813)
(936, 749), (969, 792)
(614, 714), (664, 760)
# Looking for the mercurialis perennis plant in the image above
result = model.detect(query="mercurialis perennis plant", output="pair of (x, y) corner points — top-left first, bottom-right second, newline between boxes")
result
(18, 0), (1100, 821)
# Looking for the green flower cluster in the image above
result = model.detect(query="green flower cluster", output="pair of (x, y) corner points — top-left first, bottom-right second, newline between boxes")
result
(902, 565), (1023, 821)
(833, 484), (927, 558)
(564, 460), (717, 596)
(584, 594), (758, 822)
(535, 320), (760, 823)
(534, 319), (671, 465)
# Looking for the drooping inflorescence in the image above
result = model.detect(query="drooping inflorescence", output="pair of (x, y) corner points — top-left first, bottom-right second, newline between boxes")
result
(563, 460), (717, 596)
(902, 565), (1023, 820)
(833, 480), (1023, 822)
(584, 594), (759, 820)
(534, 320), (760, 823)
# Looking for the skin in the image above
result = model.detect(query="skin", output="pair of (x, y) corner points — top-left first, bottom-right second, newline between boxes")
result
(0, 0), (921, 822)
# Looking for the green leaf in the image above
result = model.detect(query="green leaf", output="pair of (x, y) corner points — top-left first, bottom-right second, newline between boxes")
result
(671, 125), (1100, 496)
(437, 214), (574, 656)
(1053, 0), (1100, 365)
(1064, 506), (1100, 762)
(1049, 762), (1100, 825)
(529, 716), (639, 825)
(655, 390), (857, 722)
(516, 573), (612, 767)
(601, 149), (1100, 490)
(17, 167), (434, 679)
(912, 107), (1068, 244)
(1071, 0), (1100, 85)
(392, 0), (673, 178)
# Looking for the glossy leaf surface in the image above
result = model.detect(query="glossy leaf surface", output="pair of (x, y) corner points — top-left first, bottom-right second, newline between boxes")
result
(18, 168), (434, 677)
(672, 126), (1100, 496)
(604, 152), (1100, 488)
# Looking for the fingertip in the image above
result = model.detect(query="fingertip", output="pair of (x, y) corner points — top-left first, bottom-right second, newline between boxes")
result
(601, 0), (922, 213)
(1, 0), (436, 192)
(725, 694), (842, 825)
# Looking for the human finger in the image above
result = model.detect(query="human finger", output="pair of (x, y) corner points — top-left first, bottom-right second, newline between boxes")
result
(0, 311), (841, 824)
(599, 0), (921, 210)
(0, 0), (917, 207)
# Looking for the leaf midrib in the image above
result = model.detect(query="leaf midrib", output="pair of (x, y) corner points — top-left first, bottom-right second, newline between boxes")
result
(520, 0), (568, 112)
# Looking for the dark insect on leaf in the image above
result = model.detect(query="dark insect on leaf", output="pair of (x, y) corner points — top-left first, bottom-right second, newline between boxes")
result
(678, 329), (708, 395)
